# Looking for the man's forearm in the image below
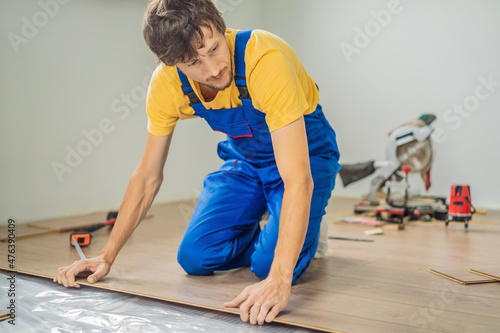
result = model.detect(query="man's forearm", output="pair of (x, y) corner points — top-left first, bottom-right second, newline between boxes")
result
(268, 179), (314, 283)
(99, 170), (163, 264)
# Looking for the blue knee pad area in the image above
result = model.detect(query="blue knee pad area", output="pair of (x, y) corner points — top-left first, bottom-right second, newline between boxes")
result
(177, 148), (339, 284)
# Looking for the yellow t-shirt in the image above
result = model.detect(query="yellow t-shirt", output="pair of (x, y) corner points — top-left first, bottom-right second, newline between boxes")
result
(146, 28), (319, 136)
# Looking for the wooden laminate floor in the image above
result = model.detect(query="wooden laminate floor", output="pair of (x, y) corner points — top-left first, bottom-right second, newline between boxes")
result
(1, 197), (500, 332)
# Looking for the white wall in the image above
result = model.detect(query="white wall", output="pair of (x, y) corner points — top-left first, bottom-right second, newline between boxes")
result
(0, 0), (264, 224)
(1, 0), (498, 226)
(264, 0), (500, 210)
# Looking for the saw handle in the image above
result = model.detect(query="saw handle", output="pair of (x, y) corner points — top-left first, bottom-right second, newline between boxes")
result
(339, 161), (376, 187)
(401, 165), (412, 174)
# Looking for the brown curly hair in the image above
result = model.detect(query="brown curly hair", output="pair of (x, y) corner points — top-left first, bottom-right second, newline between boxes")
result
(143, 0), (226, 66)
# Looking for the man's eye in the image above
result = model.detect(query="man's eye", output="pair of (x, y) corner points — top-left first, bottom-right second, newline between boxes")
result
(212, 45), (218, 52)
(188, 60), (198, 66)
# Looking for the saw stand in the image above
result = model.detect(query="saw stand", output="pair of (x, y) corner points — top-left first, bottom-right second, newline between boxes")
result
(355, 166), (446, 230)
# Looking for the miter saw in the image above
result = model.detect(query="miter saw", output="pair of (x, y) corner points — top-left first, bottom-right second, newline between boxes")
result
(339, 114), (446, 225)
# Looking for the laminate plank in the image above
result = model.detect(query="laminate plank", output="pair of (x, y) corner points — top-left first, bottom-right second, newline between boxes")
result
(0, 266), (441, 333)
(469, 268), (500, 282)
(301, 274), (500, 318)
(26, 211), (115, 231)
(290, 286), (500, 333)
(428, 269), (498, 285)
(26, 210), (155, 232)
(0, 224), (57, 242)
(0, 310), (10, 321)
(2, 217), (343, 332)
(311, 261), (500, 300)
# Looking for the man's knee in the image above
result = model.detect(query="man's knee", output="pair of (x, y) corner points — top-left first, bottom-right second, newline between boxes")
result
(177, 240), (213, 276)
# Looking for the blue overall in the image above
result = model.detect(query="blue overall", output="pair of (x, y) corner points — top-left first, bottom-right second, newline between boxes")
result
(177, 30), (341, 284)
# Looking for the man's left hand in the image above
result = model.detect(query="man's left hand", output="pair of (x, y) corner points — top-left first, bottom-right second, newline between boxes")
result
(224, 275), (291, 325)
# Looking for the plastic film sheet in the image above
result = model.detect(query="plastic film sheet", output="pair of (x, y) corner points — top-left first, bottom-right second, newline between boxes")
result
(0, 271), (317, 333)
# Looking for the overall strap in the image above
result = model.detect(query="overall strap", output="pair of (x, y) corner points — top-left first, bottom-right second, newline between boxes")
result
(176, 67), (206, 113)
(234, 29), (253, 107)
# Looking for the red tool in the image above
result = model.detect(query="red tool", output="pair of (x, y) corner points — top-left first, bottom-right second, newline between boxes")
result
(445, 185), (475, 229)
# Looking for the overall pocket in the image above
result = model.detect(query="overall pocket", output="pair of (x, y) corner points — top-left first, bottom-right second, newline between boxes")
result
(207, 119), (254, 138)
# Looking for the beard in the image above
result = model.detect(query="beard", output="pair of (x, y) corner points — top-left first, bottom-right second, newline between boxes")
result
(201, 66), (234, 91)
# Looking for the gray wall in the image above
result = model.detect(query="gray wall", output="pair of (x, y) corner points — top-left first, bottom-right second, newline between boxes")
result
(264, 0), (500, 209)
(1, 0), (498, 225)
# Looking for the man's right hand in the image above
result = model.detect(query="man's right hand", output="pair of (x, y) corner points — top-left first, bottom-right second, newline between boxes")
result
(53, 254), (111, 288)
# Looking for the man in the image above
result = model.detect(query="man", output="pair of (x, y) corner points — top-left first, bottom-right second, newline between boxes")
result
(54, 0), (340, 326)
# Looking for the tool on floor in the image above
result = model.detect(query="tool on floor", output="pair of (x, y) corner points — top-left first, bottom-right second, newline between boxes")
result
(70, 231), (93, 247)
(374, 165), (413, 229)
(328, 236), (374, 242)
(337, 216), (384, 226)
(340, 114), (436, 206)
(445, 185), (476, 229)
(338, 114), (448, 224)
(71, 235), (87, 260)
(364, 228), (384, 235)
(70, 211), (118, 247)
(373, 164), (440, 229)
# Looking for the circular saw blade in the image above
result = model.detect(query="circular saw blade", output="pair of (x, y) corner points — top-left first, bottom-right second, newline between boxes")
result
(396, 139), (433, 172)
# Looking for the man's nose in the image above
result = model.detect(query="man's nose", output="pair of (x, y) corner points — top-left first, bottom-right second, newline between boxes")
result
(205, 58), (221, 77)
